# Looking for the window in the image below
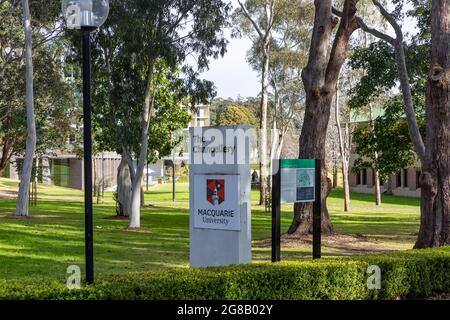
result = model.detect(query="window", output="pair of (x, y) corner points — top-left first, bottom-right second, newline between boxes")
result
(356, 171), (361, 185)
(397, 172), (402, 188)
(403, 169), (409, 188)
(362, 169), (367, 185)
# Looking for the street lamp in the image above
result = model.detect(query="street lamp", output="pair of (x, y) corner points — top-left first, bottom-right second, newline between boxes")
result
(62, 0), (109, 285)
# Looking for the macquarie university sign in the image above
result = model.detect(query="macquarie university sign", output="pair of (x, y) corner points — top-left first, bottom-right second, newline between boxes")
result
(189, 126), (253, 267)
(193, 175), (240, 231)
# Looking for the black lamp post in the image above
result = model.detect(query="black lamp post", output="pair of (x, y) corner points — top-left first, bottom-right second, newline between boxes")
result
(62, 0), (109, 285)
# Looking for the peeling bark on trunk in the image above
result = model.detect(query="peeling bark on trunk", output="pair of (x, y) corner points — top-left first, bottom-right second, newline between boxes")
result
(15, 0), (36, 217)
(289, 0), (359, 235)
(415, 0), (450, 248)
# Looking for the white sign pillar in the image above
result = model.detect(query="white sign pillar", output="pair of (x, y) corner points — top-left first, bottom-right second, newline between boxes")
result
(189, 126), (252, 268)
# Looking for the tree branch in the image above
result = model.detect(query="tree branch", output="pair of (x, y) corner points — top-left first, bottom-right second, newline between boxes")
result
(355, 16), (396, 45)
(355, 0), (426, 161)
(237, 0), (264, 40)
(372, 0), (403, 41)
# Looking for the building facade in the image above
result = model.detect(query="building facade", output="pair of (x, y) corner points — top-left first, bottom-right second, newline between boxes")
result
(190, 104), (211, 128)
(2, 104), (224, 190)
(6, 152), (122, 191)
(349, 166), (421, 198)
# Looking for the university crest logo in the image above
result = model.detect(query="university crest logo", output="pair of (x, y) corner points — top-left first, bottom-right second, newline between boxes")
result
(207, 179), (225, 206)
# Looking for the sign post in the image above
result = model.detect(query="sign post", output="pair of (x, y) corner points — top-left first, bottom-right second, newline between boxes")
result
(313, 159), (321, 259)
(271, 159), (321, 261)
(189, 126), (252, 268)
(271, 161), (281, 262)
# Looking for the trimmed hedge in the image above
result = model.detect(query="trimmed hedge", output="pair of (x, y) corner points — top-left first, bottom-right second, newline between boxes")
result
(1, 247), (449, 300)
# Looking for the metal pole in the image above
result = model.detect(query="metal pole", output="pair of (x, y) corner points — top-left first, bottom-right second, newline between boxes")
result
(82, 29), (94, 284)
(272, 159), (281, 262)
(313, 158), (322, 259)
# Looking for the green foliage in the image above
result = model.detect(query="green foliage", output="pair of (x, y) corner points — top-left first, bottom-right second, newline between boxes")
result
(210, 97), (261, 126)
(349, 42), (397, 110)
(349, 2), (431, 178)
(217, 105), (258, 127)
(0, 1), (78, 163)
(69, 0), (231, 163)
(234, 0), (311, 135)
(352, 97), (425, 180)
(0, 247), (449, 300)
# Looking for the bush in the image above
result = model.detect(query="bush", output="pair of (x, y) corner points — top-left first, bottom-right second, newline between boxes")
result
(1, 247), (449, 300)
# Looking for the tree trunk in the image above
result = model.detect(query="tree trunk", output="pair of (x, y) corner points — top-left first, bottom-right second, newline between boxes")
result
(15, 0), (36, 217)
(393, 42), (426, 160)
(129, 61), (155, 229)
(259, 48), (270, 206)
(289, 0), (359, 235)
(385, 177), (393, 195)
(0, 142), (13, 176)
(369, 103), (382, 206)
(374, 166), (381, 206)
(415, 0), (450, 248)
(335, 86), (351, 212)
(41, 155), (51, 184)
(342, 160), (350, 212)
(276, 135), (284, 159)
(332, 160), (338, 189)
(237, 0), (273, 207)
(117, 156), (131, 217)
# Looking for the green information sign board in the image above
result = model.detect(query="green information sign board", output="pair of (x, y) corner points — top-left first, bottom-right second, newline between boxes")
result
(280, 159), (316, 203)
(272, 158), (321, 262)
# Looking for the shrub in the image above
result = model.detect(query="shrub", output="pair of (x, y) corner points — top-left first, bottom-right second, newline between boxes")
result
(0, 247), (449, 300)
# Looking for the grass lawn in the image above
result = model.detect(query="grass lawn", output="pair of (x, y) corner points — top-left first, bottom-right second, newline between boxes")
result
(0, 178), (420, 280)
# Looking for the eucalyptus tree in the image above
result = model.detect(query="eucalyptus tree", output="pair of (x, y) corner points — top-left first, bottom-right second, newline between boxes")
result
(288, 0), (362, 235)
(13, 0), (35, 217)
(0, 0), (64, 216)
(350, 0), (450, 247)
(267, 6), (311, 161)
(83, 0), (230, 228)
(234, 0), (276, 206)
(334, 77), (352, 211)
(0, 1), (74, 182)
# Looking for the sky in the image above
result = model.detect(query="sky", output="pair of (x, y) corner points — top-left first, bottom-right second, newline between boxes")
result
(200, 34), (259, 100)
(195, 1), (418, 100)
